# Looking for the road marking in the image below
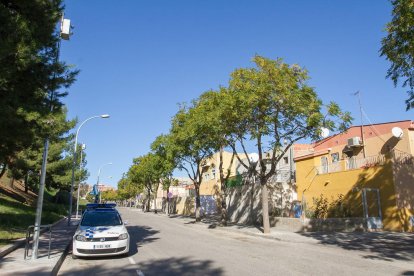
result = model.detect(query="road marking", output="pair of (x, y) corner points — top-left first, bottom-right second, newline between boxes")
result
(129, 257), (144, 276)
(128, 257), (136, 265)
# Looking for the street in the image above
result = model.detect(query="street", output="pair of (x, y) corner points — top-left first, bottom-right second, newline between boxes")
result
(58, 208), (414, 276)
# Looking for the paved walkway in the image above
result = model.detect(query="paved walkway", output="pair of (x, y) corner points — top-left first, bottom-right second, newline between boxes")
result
(0, 217), (78, 276)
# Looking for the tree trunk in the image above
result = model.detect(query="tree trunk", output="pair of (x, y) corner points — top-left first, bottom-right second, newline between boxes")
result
(261, 180), (270, 234)
(195, 186), (201, 222)
(146, 189), (151, 212)
(167, 186), (170, 215)
(220, 191), (227, 226)
(0, 162), (6, 178)
(219, 147), (227, 226)
(249, 174), (256, 225)
(154, 196), (157, 214)
(24, 172), (29, 193)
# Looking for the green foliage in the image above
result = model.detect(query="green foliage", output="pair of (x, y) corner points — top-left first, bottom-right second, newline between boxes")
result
(225, 174), (243, 188)
(0, 0), (78, 166)
(227, 55), (352, 232)
(312, 195), (329, 219)
(381, 0), (414, 109)
(0, 193), (67, 244)
(7, 108), (88, 192)
(101, 189), (118, 202)
(151, 134), (177, 191)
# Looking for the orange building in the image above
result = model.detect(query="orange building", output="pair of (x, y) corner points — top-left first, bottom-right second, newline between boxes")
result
(295, 120), (414, 231)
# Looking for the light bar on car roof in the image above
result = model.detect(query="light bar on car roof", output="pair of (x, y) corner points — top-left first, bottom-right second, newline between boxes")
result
(86, 203), (116, 209)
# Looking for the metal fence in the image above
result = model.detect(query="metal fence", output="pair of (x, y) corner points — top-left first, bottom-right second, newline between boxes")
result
(315, 154), (387, 175)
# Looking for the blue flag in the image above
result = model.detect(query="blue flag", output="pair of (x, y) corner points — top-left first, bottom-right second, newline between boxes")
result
(90, 184), (99, 196)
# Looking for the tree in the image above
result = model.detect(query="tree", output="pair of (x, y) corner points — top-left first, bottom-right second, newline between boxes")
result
(381, 0), (414, 110)
(194, 89), (237, 225)
(128, 154), (164, 212)
(7, 108), (88, 192)
(169, 101), (219, 221)
(101, 189), (118, 202)
(0, 0), (78, 169)
(117, 175), (138, 203)
(151, 134), (178, 214)
(227, 55), (352, 233)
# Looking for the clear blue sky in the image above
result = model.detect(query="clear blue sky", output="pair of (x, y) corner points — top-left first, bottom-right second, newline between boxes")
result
(61, 0), (408, 188)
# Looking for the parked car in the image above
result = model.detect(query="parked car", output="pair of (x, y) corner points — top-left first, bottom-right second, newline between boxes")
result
(72, 203), (130, 258)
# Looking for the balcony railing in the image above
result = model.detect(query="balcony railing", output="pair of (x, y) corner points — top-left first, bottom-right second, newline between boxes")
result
(315, 154), (387, 175)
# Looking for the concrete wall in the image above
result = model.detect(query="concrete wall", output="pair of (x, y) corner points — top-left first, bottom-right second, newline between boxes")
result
(302, 217), (367, 232)
(392, 152), (414, 231)
(226, 178), (297, 225)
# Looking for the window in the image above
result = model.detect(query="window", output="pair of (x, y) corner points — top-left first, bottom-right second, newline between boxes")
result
(81, 211), (122, 227)
(211, 168), (216, 179)
(331, 153), (339, 163)
(321, 156), (328, 173)
(283, 157), (289, 165)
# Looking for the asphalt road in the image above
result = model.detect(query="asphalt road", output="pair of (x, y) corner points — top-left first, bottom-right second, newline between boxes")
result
(58, 208), (414, 276)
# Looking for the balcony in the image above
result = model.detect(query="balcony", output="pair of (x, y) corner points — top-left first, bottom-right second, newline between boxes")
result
(315, 154), (387, 175)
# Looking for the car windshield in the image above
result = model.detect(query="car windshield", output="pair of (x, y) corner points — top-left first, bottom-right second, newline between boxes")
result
(81, 211), (122, 227)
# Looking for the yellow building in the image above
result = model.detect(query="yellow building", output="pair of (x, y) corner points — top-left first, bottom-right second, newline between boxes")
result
(198, 151), (244, 215)
(295, 120), (414, 231)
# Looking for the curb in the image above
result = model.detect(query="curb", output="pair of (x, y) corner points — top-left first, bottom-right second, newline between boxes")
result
(0, 216), (67, 259)
(206, 225), (280, 241)
(51, 239), (71, 276)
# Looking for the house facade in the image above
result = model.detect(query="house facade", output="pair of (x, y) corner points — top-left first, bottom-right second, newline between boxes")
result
(226, 145), (300, 224)
(295, 120), (414, 231)
(199, 151), (242, 215)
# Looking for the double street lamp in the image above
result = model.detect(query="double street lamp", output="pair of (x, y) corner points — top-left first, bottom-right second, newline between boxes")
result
(68, 114), (110, 225)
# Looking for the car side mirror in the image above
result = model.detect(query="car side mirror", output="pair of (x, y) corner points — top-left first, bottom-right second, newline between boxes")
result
(124, 220), (128, 225)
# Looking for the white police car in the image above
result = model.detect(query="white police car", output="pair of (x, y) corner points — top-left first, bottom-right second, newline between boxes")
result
(72, 203), (130, 258)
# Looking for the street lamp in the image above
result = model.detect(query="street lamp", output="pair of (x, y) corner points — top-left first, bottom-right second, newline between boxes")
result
(95, 162), (112, 203)
(75, 143), (86, 219)
(68, 114), (110, 226)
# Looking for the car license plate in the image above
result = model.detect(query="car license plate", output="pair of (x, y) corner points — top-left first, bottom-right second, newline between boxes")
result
(94, 244), (110, 249)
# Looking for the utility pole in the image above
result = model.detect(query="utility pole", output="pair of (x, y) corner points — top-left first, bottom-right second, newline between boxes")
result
(75, 143), (86, 219)
(355, 91), (366, 158)
(32, 15), (72, 260)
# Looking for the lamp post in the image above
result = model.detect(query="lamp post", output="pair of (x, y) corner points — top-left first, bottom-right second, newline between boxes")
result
(75, 143), (86, 219)
(68, 114), (110, 226)
(95, 162), (112, 203)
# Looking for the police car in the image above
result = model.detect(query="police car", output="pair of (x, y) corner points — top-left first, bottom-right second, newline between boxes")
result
(72, 203), (130, 258)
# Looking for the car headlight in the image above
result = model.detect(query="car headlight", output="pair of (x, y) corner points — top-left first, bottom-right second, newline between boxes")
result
(75, 235), (86, 242)
(118, 233), (128, 240)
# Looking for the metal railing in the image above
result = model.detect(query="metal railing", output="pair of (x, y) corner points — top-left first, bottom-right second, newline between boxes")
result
(24, 224), (52, 260)
(393, 150), (414, 165)
(315, 154), (387, 175)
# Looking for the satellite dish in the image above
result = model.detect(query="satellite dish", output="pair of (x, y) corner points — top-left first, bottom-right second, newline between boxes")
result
(320, 127), (330, 138)
(248, 153), (259, 163)
(392, 127), (403, 139)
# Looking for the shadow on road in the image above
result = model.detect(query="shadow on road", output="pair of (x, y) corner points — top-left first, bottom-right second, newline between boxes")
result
(126, 225), (159, 255)
(301, 232), (414, 262)
(59, 256), (224, 276)
(135, 256), (224, 276)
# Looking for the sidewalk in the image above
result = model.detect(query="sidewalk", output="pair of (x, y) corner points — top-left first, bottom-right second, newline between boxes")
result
(188, 214), (414, 262)
(0, 217), (78, 276)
